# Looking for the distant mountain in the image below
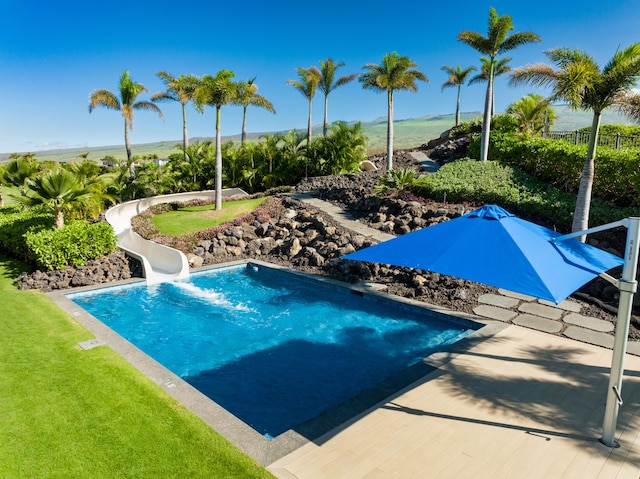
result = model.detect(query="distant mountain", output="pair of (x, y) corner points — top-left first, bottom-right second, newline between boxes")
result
(1, 106), (634, 163)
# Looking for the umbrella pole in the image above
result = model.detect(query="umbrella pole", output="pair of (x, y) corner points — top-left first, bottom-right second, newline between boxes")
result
(600, 217), (640, 447)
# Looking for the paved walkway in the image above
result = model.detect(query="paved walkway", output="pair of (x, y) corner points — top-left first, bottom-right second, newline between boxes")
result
(291, 192), (640, 356)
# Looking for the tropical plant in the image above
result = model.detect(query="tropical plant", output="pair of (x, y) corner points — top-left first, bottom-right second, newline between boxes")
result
(1, 156), (40, 196)
(193, 70), (237, 210)
(317, 59), (358, 136)
(286, 66), (321, 145)
(308, 122), (367, 175)
(359, 52), (428, 170)
(468, 56), (512, 117)
(151, 72), (199, 160)
(506, 94), (556, 138)
(509, 44), (640, 237)
(441, 65), (477, 126)
(233, 77), (275, 145)
(171, 141), (215, 192)
(89, 71), (164, 166)
(12, 168), (94, 229)
(458, 7), (541, 162)
(374, 168), (420, 197)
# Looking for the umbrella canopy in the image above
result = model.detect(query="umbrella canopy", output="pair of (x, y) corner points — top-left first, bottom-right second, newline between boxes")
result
(343, 205), (623, 304)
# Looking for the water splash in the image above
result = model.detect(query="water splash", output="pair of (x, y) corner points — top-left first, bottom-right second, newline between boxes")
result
(172, 281), (255, 312)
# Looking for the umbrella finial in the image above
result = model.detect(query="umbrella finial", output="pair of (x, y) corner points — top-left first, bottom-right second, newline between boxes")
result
(467, 205), (514, 220)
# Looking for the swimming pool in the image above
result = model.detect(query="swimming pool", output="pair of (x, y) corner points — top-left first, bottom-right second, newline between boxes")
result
(66, 262), (480, 439)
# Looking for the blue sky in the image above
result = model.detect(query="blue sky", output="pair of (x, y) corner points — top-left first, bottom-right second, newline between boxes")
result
(1, 0), (639, 154)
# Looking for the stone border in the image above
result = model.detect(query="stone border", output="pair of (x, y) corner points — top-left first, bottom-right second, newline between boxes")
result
(48, 259), (502, 466)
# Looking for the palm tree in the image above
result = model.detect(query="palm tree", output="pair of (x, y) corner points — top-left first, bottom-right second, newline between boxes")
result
(458, 7), (541, 162)
(14, 169), (94, 229)
(233, 78), (275, 145)
(510, 44), (640, 237)
(151, 72), (199, 160)
(468, 57), (512, 117)
(359, 52), (428, 170)
(2, 156), (40, 196)
(286, 66), (321, 145)
(318, 59), (357, 136)
(506, 93), (556, 138)
(89, 71), (164, 166)
(193, 70), (237, 210)
(441, 65), (477, 126)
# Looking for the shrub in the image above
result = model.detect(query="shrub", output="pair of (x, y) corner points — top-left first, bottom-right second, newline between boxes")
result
(469, 132), (640, 206)
(24, 221), (117, 271)
(0, 206), (54, 259)
(413, 159), (640, 231)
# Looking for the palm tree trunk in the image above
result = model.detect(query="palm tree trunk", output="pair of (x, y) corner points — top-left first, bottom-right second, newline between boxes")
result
(307, 98), (313, 145)
(215, 106), (223, 211)
(572, 112), (602, 240)
(124, 122), (136, 179)
(479, 68), (494, 162)
(182, 103), (189, 161)
(124, 122), (132, 163)
(387, 90), (394, 170)
(455, 86), (461, 126)
(55, 210), (64, 229)
(323, 93), (329, 136)
(241, 107), (248, 145)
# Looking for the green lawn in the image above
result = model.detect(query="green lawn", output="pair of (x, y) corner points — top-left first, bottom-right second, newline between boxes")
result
(0, 252), (274, 478)
(152, 197), (266, 236)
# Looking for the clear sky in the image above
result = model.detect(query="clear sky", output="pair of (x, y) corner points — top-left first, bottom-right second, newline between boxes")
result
(1, 0), (639, 154)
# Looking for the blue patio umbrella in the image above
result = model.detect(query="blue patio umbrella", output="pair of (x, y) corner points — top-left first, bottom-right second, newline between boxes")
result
(344, 204), (640, 448)
(343, 204), (623, 304)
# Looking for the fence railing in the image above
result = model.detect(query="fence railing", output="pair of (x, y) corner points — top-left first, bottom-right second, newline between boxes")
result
(542, 130), (640, 149)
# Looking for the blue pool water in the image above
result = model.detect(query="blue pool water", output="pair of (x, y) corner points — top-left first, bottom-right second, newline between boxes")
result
(67, 263), (478, 438)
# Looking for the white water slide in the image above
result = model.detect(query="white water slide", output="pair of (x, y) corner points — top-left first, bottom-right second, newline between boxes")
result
(105, 189), (248, 285)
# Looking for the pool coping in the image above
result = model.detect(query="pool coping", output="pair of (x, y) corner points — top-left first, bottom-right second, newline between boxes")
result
(47, 259), (507, 466)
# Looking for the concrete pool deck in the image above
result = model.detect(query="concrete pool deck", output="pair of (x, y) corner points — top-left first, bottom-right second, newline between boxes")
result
(268, 324), (640, 479)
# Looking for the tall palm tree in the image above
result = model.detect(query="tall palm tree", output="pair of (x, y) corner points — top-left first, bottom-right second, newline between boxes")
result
(233, 77), (275, 145)
(458, 7), (541, 162)
(510, 44), (640, 237)
(193, 70), (237, 210)
(359, 52), (428, 170)
(151, 72), (199, 160)
(89, 71), (164, 166)
(441, 65), (477, 126)
(286, 66), (321, 145)
(318, 59), (357, 136)
(14, 169), (94, 229)
(468, 56), (512, 117)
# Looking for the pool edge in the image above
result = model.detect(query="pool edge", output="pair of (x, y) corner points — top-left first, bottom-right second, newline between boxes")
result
(47, 259), (508, 466)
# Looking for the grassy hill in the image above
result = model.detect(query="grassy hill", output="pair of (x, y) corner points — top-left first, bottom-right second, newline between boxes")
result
(1, 106), (634, 164)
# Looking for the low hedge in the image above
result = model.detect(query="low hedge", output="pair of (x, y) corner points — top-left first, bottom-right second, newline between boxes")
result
(412, 159), (640, 231)
(24, 221), (117, 271)
(468, 133), (640, 207)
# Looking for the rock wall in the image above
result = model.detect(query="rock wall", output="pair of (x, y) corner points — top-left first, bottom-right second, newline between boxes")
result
(17, 250), (142, 292)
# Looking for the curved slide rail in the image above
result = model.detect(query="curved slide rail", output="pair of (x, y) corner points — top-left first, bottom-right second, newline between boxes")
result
(105, 189), (248, 285)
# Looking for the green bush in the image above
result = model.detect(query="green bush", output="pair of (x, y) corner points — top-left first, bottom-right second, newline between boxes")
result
(24, 221), (117, 271)
(413, 159), (640, 231)
(0, 206), (54, 259)
(468, 132), (640, 206)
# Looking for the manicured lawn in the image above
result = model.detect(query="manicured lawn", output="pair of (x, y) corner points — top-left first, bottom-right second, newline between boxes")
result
(152, 197), (266, 236)
(0, 252), (274, 478)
